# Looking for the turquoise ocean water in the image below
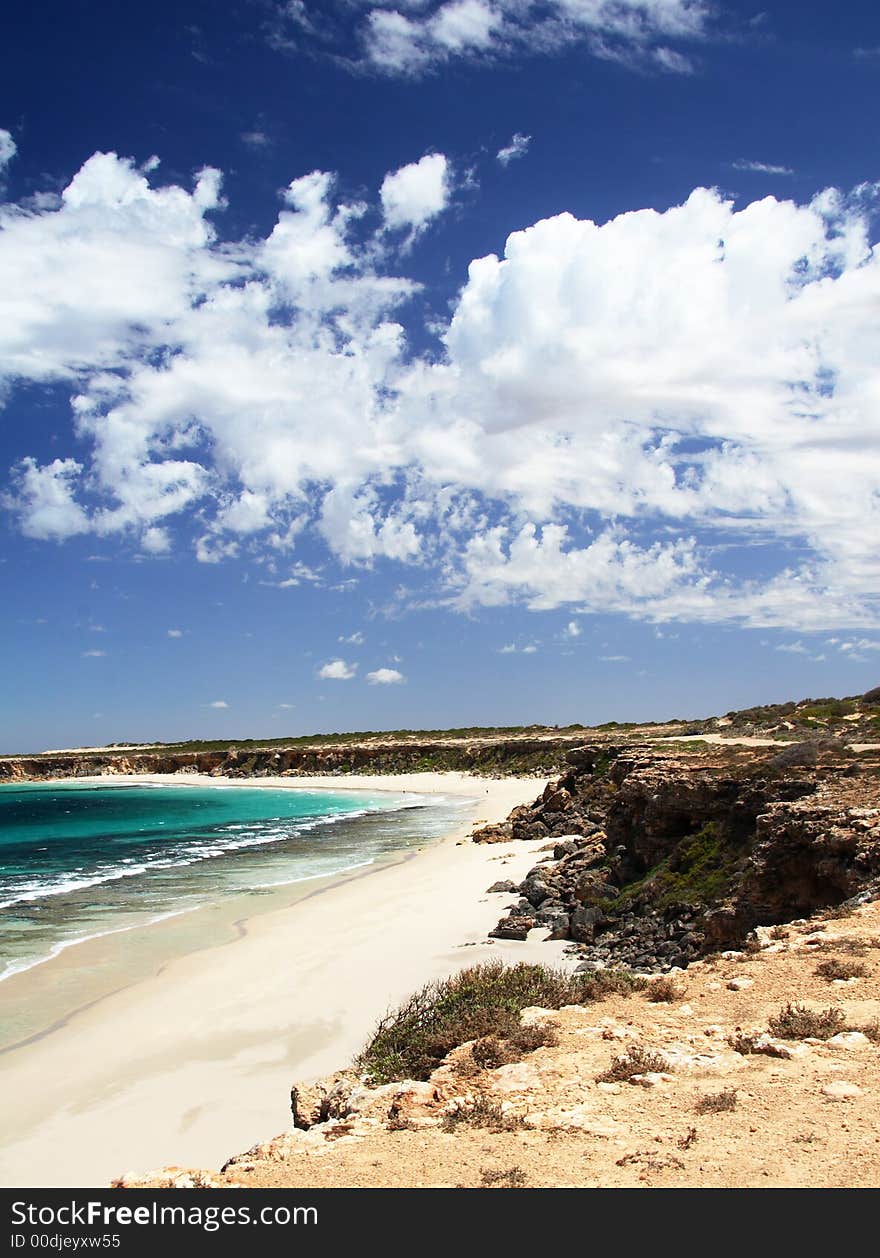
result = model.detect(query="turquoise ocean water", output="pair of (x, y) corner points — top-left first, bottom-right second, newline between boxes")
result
(0, 780), (469, 984)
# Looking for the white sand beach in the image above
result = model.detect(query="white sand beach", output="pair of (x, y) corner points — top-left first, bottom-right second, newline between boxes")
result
(0, 771), (571, 1188)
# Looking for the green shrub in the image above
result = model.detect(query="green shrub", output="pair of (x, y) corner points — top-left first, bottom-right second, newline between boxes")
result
(355, 960), (635, 1084)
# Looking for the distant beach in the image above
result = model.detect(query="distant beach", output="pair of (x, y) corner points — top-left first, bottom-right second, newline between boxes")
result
(0, 771), (561, 1188)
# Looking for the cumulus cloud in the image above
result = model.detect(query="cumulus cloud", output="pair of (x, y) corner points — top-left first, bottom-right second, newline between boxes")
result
(380, 153), (450, 235)
(167, 628), (183, 637)
(142, 526), (171, 554)
(2, 142), (880, 634)
(209, 699), (228, 708)
(496, 133), (530, 166)
(339, 630), (365, 644)
(366, 666), (405, 684)
(4, 459), (91, 540)
(563, 620), (581, 638)
(318, 658), (357, 679)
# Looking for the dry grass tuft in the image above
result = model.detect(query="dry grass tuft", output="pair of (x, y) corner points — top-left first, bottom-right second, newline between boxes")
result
(597, 1044), (668, 1083)
(815, 957), (867, 981)
(768, 1003), (846, 1041)
(694, 1088), (738, 1114)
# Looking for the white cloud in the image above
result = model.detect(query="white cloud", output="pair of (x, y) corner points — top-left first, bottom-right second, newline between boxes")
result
(318, 658), (357, 680)
(497, 641), (538, 654)
(142, 526), (171, 554)
(0, 129), (16, 173)
(81, 649), (107, 658)
(496, 133), (531, 166)
(498, 643), (517, 653)
(277, 702), (296, 709)
(339, 630), (365, 644)
(167, 628), (183, 638)
(775, 641), (809, 654)
(209, 699), (228, 708)
(357, 1), (711, 75)
(732, 160), (795, 176)
(4, 458), (90, 540)
(600, 654), (630, 662)
(366, 667), (406, 684)
(2, 142), (880, 635)
(241, 129), (271, 149)
(380, 153), (450, 235)
(563, 620), (581, 638)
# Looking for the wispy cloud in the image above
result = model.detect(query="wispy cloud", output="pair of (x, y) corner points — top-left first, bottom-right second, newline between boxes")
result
(81, 649), (107, 658)
(209, 699), (228, 708)
(731, 159), (795, 176)
(241, 129), (271, 150)
(496, 132), (530, 165)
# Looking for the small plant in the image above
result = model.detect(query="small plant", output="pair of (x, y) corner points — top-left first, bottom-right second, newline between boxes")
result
(583, 968), (649, 998)
(824, 903), (855, 920)
(768, 925), (789, 940)
(815, 957), (867, 981)
(858, 1020), (880, 1044)
(480, 1166), (527, 1188)
(768, 1003), (846, 1041)
(677, 1126), (699, 1150)
(472, 1021), (559, 1071)
(645, 976), (685, 1003)
(597, 1044), (668, 1082)
(441, 1095), (527, 1133)
(386, 1111), (417, 1132)
(694, 1088), (738, 1114)
(727, 1032), (760, 1055)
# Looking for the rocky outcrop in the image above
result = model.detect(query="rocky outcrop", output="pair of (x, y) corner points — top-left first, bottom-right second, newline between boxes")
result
(485, 741), (880, 970)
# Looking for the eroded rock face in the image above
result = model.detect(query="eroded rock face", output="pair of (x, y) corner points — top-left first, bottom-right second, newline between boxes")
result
(484, 741), (880, 967)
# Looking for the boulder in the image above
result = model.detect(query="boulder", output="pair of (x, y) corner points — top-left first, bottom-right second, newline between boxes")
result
(489, 916), (535, 941)
(570, 905), (606, 943)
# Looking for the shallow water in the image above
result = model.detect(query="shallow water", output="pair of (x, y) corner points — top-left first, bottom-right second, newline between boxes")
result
(0, 780), (469, 985)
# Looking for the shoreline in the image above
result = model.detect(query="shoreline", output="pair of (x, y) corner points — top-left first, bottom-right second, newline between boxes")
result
(0, 771), (566, 1188)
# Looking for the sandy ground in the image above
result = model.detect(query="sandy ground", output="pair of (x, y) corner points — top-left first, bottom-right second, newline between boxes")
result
(660, 733), (880, 752)
(0, 771), (566, 1189)
(136, 903), (880, 1190)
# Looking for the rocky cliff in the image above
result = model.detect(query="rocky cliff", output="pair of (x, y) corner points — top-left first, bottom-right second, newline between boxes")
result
(479, 740), (880, 969)
(0, 734), (583, 783)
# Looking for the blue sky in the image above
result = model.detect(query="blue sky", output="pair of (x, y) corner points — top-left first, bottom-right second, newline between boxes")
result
(1, 1), (879, 752)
